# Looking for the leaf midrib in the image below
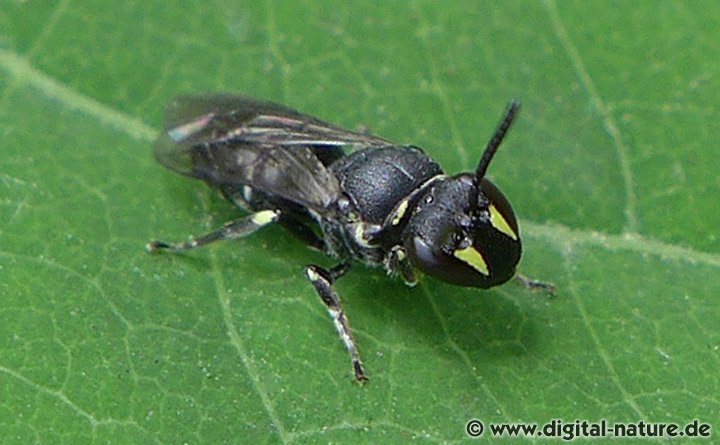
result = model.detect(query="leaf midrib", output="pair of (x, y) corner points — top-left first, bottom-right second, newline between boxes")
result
(2, 47), (718, 270)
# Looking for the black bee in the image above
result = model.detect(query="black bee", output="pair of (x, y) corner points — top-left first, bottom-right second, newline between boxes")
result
(149, 94), (552, 382)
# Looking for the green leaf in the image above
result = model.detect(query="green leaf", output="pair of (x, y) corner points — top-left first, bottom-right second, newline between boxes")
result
(2, 1), (718, 443)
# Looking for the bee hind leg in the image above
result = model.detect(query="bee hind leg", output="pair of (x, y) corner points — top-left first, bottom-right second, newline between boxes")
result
(147, 209), (280, 253)
(305, 262), (368, 383)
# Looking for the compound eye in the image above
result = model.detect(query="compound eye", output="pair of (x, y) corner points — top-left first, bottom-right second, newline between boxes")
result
(408, 236), (452, 275)
(405, 235), (492, 287)
(479, 179), (519, 241)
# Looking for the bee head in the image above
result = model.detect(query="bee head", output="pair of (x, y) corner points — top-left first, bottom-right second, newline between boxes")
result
(402, 102), (522, 288)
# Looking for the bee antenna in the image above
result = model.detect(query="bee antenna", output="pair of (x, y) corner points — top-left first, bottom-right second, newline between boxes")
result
(475, 100), (521, 182)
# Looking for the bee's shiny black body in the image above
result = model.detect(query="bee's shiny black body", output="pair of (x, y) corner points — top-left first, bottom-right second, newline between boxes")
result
(150, 94), (550, 382)
(324, 145), (443, 264)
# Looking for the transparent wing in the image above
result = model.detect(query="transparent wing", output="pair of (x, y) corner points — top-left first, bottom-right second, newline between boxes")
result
(154, 94), (390, 172)
(154, 94), (390, 211)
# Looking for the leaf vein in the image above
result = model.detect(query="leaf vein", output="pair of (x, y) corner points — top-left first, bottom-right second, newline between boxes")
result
(522, 220), (720, 269)
(0, 48), (156, 142)
(201, 193), (291, 444)
(411, 2), (469, 167)
(561, 245), (647, 418)
(543, 0), (639, 234)
(419, 284), (511, 418)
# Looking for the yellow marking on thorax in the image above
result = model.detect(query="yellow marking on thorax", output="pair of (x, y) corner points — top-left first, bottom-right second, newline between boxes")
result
(488, 204), (518, 240)
(391, 199), (409, 226)
(453, 246), (489, 275)
(353, 223), (372, 247)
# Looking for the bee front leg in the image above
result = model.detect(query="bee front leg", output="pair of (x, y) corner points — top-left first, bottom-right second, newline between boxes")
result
(515, 273), (556, 293)
(385, 245), (417, 287)
(147, 209), (279, 252)
(304, 263), (367, 383)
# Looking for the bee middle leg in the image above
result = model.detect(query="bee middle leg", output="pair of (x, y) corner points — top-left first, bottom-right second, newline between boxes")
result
(147, 209), (279, 252)
(277, 214), (326, 252)
(304, 262), (367, 383)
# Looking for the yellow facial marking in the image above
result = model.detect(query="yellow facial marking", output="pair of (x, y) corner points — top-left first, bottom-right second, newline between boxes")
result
(488, 204), (518, 240)
(453, 246), (489, 275)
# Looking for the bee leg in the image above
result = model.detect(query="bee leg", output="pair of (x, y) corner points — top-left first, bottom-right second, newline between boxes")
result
(515, 273), (556, 294)
(147, 209), (279, 252)
(304, 263), (367, 383)
(385, 246), (417, 287)
(277, 215), (326, 252)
